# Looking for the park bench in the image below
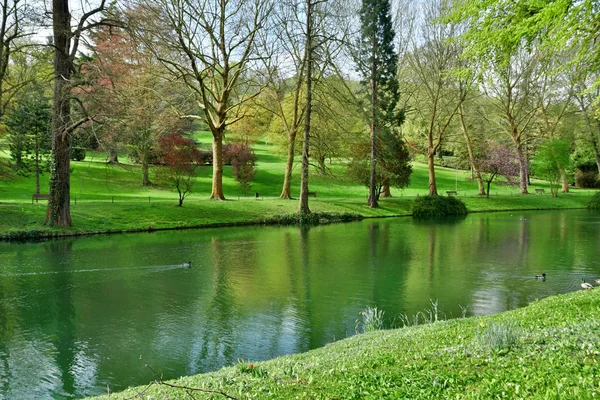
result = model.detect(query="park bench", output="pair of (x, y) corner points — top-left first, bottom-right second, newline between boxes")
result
(535, 188), (545, 194)
(32, 193), (50, 204)
(307, 191), (317, 197)
(446, 190), (457, 196)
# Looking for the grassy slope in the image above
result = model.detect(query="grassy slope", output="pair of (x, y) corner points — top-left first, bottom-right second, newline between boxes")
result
(93, 288), (600, 399)
(0, 131), (596, 238)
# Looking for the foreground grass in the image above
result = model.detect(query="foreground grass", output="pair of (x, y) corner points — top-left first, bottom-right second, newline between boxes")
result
(92, 288), (600, 399)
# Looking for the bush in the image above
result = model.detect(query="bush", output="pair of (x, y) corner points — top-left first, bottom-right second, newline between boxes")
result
(411, 195), (468, 218)
(575, 170), (600, 188)
(70, 147), (86, 161)
(198, 151), (213, 166)
(587, 192), (600, 210)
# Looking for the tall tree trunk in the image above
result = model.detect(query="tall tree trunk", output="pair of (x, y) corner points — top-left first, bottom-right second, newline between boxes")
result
(514, 137), (529, 195)
(298, 0), (312, 215)
(107, 144), (119, 164)
(427, 134), (438, 196)
(368, 31), (378, 208)
(381, 181), (391, 197)
(210, 130), (225, 200)
(595, 121), (600, 178)
(35, 135), (40, 195)
(280, 74), (303, 200)
(280, 122), (298, 199)
(458, 104), (484, 195)
(560, 167), (569, 193)
(45, 0), (72, 227)
(141, 157), (150, 186)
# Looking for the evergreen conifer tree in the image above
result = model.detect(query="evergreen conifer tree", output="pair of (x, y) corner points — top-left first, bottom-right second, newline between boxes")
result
(357, 0), (401, 207)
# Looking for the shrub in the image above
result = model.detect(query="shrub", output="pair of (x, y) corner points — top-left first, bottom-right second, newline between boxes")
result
(198, 151), (213, 166)
(576, 170), (600, 188)
(587, 192), (600, 210)
(70, 147), (86, 161)
(411, 195), (468, 218)
(227, 142), (257, 196)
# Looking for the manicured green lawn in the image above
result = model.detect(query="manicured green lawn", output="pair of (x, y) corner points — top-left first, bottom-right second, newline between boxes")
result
(0, 134), (597, 239)
(91, 288), (600, 399)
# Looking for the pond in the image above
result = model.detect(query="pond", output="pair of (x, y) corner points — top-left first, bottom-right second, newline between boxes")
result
(1, 210), (599, 399)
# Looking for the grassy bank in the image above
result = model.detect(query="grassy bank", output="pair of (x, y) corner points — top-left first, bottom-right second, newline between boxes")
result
(92, 288), (600, 399)
(1, 133), (597, 239)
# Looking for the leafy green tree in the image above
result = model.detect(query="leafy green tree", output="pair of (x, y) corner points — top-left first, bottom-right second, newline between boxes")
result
(532, 140), (571, 198)
(5, 86), (51, 194)
(449, 0), (599, 102)
(356, 0), (399, 207)
(347, 131), (412, 200)
(133, 0), (272, 201)
(400, 0), (461, 197)
(46, 0), (113, 227)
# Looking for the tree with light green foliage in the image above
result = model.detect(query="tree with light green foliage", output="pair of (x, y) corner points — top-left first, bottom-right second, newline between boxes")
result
(448, 0), (599, 195)
(448, 0), (600, 103)
(532, 140), (571, 197)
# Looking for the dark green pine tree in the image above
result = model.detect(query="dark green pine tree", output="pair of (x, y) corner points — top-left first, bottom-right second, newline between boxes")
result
(357, 0), (401, 207)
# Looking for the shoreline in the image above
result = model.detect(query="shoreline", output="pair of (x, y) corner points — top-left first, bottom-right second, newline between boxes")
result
(1, 200), (591, 242)
(89, 285), (600, 399)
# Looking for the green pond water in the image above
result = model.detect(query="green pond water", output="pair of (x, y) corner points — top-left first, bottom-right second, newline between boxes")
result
(1, 210), (600, 399)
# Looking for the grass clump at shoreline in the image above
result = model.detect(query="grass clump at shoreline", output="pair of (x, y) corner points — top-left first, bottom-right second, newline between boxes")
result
(265, 211), (363, 226)
(587, 192), (600, 210)
(91, 288), (600, 399)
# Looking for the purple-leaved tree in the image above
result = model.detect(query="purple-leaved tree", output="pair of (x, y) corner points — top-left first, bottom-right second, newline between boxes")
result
(476, 140), (520, 198)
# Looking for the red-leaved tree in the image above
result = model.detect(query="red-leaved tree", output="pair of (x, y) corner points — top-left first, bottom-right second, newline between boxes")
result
(157, 133), (201, 206)
(475, 140), (520, 198)
(226, 142), (257, 196)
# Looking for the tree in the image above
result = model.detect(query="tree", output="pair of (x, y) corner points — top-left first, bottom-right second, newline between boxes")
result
(298, 0), (315, 214)
(401, 0), (461, 197)
(46, 0), (112, 227)
(133, 0), (273, 201)
(5, 85), (51, 194)
(228, 142), (257, 196)
(356, 0), (399, 207)
(267, 77), (363, 177)
(0, 0), (37, 117)
(476, 42), (541, 195)
(347, 130), (412, 200)
(449, 0), (600, 104)
(261, 0), (307, 200)
(532, 140), (571, 198)
(82, 26), (190, 185)
(157, 132), (201, 206)
(475, 140), (520, 198)
(569, 65), (600, 179)
(446, 0), (598, 195)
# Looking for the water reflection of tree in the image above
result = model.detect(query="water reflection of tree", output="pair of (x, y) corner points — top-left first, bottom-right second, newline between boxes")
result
(196, 237), (237, 370)
(44, 239), (77, 396)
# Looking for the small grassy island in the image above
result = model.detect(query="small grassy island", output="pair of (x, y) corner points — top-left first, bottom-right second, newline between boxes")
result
(92, 288), (600, 399)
